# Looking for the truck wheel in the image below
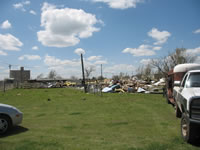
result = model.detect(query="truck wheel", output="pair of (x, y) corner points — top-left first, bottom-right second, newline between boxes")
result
(0, 115), (11, 134)
(175, 104), (182, 118)
(181, 114), (197, 143)
(166, 97), (170, 104)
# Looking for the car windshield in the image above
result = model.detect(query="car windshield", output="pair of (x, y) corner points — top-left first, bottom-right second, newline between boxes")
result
(186, 72), (200, 88)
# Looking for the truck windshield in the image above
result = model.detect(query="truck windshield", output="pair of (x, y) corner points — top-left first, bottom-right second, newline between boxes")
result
(186, 72), (200, 88)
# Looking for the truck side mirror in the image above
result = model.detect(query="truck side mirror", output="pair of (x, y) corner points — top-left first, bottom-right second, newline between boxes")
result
(174, 81), (181, 86)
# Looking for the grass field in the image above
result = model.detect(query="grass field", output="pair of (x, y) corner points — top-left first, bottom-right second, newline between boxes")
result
(0, 88), (199, 150)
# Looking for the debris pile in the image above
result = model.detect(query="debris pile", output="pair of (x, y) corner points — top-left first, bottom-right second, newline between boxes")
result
(101, 77), (165, 94)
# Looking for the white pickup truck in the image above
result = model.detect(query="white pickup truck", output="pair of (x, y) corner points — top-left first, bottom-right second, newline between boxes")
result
(167, 64), (200, 143)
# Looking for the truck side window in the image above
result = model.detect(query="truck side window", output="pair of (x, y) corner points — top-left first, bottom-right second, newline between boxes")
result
(181, 74), (188, 87)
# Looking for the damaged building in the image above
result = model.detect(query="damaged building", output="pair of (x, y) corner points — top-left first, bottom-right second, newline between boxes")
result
(10, 67), (30, 83)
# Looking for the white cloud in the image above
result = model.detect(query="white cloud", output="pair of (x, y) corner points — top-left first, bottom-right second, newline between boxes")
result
(122, 44), (156, 56)
(24, 1), (30, 5)
(44, 55), (80, 67)
(37, 2), (102, 48)
(74, 48), (86, 55)
(43, 54), (109, 78)
(104, 64), (136, 76)
(0, 34), (23, 51)
(30, 10), (36, 15)
(18, 55), (41, 60)
(94, 60), (107, 65)
(92, 0), (143, 9)
(148, 28), (171, 45)
(32, 46), (39, 50)
(42, 54), (136, 78)
(13, 3), (24, 10)
(153, 46), (162, 50)
(87, 55), (107, 65)
(1, 20), (12, 29)
(140, 59), (151, 65)
(193, 29), (200, 34)
(186, 47), (200, 55)
(87, 55), (102, 61)
(0, 50), (7, 56)
(13, 1), (30, 12)
(0, 66), (5, 70)
(43, 55), (83, 78)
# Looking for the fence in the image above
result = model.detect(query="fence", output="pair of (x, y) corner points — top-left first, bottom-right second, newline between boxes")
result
(0, 80), (103, 94)
(0, 80), (14, 92)
(86, 84), (102, 96)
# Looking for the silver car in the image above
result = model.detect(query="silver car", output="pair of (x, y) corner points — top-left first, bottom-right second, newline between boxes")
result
(0, 103), (23, 134)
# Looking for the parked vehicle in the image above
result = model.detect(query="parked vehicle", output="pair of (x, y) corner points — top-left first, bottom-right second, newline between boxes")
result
(166, 63), (200, 143)
(0, 103), (23, 134)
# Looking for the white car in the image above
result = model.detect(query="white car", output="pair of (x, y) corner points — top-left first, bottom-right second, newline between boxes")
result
(0, 103), (23, 134)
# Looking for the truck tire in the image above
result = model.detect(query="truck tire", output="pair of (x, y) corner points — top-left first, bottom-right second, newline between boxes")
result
(166, 96), (170, 104)
(175, 104), (182, 118)
(181, 114), (198, 143)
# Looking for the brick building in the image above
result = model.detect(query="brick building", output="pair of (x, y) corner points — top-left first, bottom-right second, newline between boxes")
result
(10, 67), (30, 83)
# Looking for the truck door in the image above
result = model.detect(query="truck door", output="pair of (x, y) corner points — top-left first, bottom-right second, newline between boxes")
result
(177, 74), (188, 109)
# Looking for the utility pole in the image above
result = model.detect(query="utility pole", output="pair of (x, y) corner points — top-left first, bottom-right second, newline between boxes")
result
(81, 54), (87, 93)
(3, 79), (5, 93)
(101, 64), (103, 80)
(9, 64), (11, 78)
(9, 64), (11, 70)
(100, 64), (103, 96)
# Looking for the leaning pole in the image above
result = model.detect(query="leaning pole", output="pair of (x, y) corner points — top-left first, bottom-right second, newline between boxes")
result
(81, 53), (87, 93)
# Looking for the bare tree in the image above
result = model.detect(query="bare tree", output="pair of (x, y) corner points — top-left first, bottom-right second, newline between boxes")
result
(136, 64), (152, 80)
(36, 73), (44, 79)
(48, 70), (57, 79)
(112, 75), (120, 81)
(136, 65), (144, 79)
(151, 48), (196, 77)
(70, 76), (78, 81)
(85, 66), (95, 79)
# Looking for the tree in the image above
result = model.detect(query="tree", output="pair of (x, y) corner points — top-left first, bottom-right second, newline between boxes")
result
(36, 73), (44, 79)
(136, 64), (152, 80)
(151, 48), (196, 77)
(85, 66), (95, 79)
(136, 65), (144, 79)
(70, 76), (78, 81)
(112, 75), (120, 81)
(48, 70), (57, 79)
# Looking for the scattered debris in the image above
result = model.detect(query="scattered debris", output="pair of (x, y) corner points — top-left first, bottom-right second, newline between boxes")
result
(137, 87), (146, 93)
(101, 78), (165, 94)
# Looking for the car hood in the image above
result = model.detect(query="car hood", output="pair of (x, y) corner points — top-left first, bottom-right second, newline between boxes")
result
(0, 103), (21, 113)
(0, 103), (15, 108)
(182, 88), (200, 100)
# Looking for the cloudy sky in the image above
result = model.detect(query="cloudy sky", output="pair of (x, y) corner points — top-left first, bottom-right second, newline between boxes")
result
(0, 0), (200, 79)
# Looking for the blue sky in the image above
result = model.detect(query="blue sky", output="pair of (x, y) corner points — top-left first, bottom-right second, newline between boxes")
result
(0, 0), (200, 79)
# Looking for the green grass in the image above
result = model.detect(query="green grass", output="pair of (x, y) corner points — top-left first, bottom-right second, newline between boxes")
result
(0, 88), (199, 150)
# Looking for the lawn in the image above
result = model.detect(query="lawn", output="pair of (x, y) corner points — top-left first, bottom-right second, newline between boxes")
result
(0, 88), (199, 150)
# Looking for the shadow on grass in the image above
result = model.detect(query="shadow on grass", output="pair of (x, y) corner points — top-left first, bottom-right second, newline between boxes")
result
(106, 121), (129, 127)
(190, 140), (200, 147)
(69, 112), (82, 115)
(0, 126), (29, 138)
